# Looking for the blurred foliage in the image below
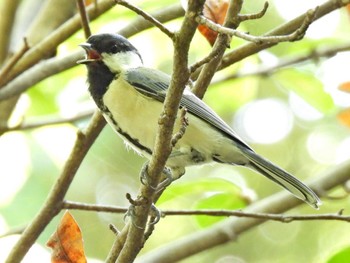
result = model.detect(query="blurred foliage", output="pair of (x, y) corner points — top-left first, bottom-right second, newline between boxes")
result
(274, 69), (336, 113)
(327, 246), (350, 263)
(1, 0), (350, 262)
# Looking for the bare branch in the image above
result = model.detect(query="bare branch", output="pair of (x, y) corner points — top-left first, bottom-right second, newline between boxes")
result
(5, 112), (106, 263)
(0, 38), (29, 86)
(0, 109), (93, 133)
(0, 226), (26, 239)
(238, 1), (269, 21)
(196, 7), (317, 45)
(0, 0), (20, 64)
(218, 42), (350, 81)
(171, 107), (188, 147)
(161, 209), (350, 223)
(115, 0), (175, 39)
(189, 47), (222, 74)
(192, 0), (244, 99)
(217, 0), (350, 72)
(76, 0), (92, 38)
(0, 4), (184, 102)
(62, 200), (350, 223)
(0, 51), (82, 101)
(106, 1), (206, 262)
(0, 0), (117, 86)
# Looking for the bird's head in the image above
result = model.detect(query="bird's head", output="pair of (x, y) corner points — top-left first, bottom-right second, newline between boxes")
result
(77, 33), (143, 73)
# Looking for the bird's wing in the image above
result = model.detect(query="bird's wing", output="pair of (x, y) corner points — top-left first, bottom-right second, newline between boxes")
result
(125, 67), (251, 149)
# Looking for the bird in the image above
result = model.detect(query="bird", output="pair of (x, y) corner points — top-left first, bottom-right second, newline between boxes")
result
(77, 33), (321, 209)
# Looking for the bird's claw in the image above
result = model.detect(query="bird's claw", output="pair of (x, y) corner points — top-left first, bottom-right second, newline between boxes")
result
(149, 204), (162, 225)
(123, 204), (145, 230)
(140, 161), (175, 192)
(140, 161), (157, 190)
(123, 202), (161, 229)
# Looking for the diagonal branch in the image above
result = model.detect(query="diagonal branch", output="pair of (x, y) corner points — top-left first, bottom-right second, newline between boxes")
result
(217, 0), (350, 72)
(192, 0), (244, 99)
(196, 6), (317, 45)
(219, 41), (350, 80)
(115, 0), (175, 39)
(0, 0), (117, 87)
(190, 0), (350, 80)
(5, 111), (106, 263)
(0, 4), (184, 102)
(0, 110), (93, 133)
(106, 1), (206, 262)
(0, 0), (20, 64)
(0, 38), (29, 85)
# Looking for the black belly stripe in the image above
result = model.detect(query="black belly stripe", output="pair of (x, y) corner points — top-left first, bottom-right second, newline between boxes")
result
(101, 105), (153, 155)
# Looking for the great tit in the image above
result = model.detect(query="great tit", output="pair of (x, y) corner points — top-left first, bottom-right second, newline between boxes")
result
(77, 33), (321, 209)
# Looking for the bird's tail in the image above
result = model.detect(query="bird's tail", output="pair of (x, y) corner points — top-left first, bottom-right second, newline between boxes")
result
(240, 147), (321, 209)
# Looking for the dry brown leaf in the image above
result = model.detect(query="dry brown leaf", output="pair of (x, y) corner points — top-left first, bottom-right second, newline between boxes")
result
(84, 0), (93, 6)
(47, 211), (87, 263)
(337, 108), (350, 128)
(339, 81), (350, 93)
(198, 0), (229, 46)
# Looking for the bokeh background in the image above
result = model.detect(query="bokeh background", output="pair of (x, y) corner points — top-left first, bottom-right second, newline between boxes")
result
(1, 0), (350, 262)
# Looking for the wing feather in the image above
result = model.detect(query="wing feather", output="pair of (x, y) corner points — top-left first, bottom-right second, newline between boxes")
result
(125, 67), (251, 149)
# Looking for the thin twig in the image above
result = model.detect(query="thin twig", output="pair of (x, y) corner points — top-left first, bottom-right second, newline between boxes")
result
(0, 0), (20, 63)
(238, 1), (269, 21)
(5, 112), (106, 263)
(189, 48), (222, 74)
(0, 38), (29, 86)
(63, 200), (127, 212)
(115, 0), (175, 39)
(0, 0), (117, 87)
(192, 0), (243, 99)
(218, 42), (350, 81)
(0, 5), (184, 102)
(196, 7), (317, 45)
(76, 0), (92, 38)
(109, 224), (120, 236)
(171, 107), (188, 147)
(191, 0), (350, 80)
(162, 209), (350, 223)
(0, 226), (26, 238)
(0, 110), (93, 133)
(62, 200), (350, 223)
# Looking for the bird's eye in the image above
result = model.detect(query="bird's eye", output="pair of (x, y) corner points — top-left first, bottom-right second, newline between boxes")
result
(110, 45), (119, 53)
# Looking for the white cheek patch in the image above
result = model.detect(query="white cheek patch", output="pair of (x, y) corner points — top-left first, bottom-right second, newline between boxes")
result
(102, 51), (143, 72)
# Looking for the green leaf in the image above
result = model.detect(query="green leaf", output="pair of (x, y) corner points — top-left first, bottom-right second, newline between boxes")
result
(327, 247), (350, 263)
(274, 69), (335, 114)
(194, 192), (247, 227)
(158, 177), (249, 227)
(157, 177), (244, 204)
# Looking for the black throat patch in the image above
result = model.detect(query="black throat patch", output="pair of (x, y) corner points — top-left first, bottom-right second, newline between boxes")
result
(86, 62), (116, 109)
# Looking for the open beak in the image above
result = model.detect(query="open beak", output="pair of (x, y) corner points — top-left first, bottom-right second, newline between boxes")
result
(77, 43), (101, 64)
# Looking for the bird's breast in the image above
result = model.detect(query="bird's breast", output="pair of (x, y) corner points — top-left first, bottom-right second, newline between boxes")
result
(102, 76), (161, 155)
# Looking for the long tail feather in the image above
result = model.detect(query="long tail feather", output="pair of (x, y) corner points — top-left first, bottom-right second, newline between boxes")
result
(240, 147), (321, 209)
